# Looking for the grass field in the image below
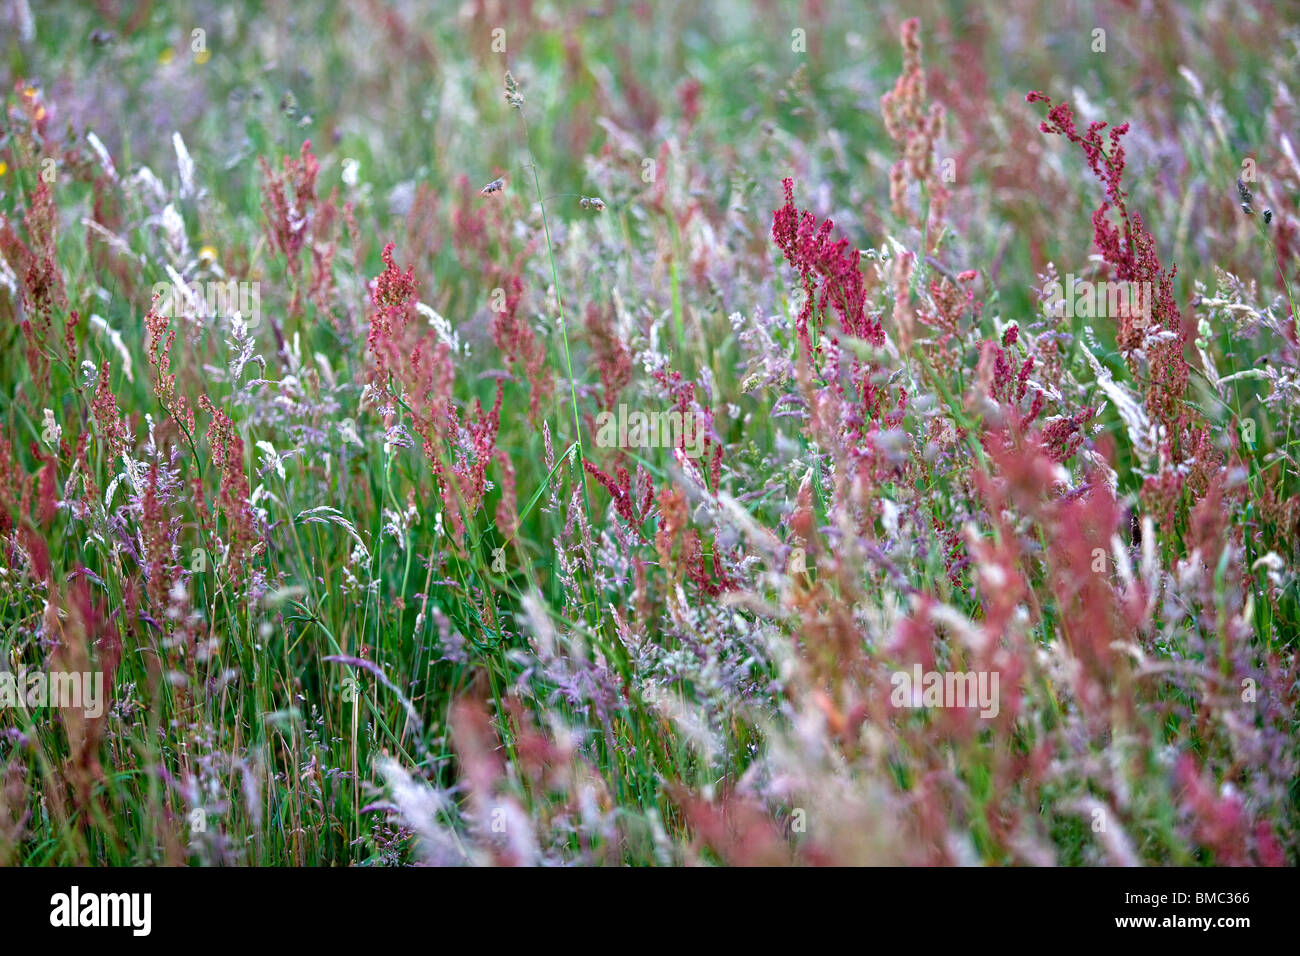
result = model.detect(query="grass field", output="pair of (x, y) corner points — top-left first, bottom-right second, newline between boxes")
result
(1, 0), (1297, 866)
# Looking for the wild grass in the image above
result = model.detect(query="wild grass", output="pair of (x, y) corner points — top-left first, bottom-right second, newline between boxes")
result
(0, 0), (1297, 865)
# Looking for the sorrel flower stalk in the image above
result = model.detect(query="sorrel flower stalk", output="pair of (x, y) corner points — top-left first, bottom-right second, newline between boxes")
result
(197, 396), (258, 588)
(0, 180), (69, 395)
(46, 575), (111, 813)
(880, 18), (949, 240)
(365, 243), (505, 542)
(975, 323), (1095, 463)
(654, 482), (732, 599)
(582, 459), (654, 539)
(976, 436), (1137, 731)
(367, 243), (455, 462)
(771, 180), (917, 526)
(1026, 91), (1225, 554)
(144, 297), (195, 436)
(140, 461), (174, 609)
(1176, 753), (1285, 866)
(1026, 91), (1192, 444)
(771, 177), (880, 366)
(583, 300), (632, 411)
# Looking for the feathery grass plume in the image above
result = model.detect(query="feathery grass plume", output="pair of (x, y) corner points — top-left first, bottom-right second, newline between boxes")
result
(143, 297), (196, 442)
(1027, 92), (1190, 436)
(583, 299), (632, 411)
(489, 272), (553, 423)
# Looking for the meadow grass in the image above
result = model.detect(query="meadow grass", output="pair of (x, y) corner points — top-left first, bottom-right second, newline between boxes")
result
(0, 0), (1297, 865)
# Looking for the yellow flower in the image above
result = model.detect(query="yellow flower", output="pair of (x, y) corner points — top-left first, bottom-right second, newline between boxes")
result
(22, 86), (36, 98)
(0, 162), (7, 176)
(198, 245), (218, 264)
(34, 105), (45, 122)
(194, 49), (211, 65)
(158, 48), (174, 65)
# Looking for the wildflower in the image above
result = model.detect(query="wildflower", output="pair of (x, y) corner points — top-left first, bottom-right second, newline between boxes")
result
(91, 362), (131, 460)
(771, 177), (878, 362)
(1, 180), (69, 391)
(1029, 91), (1190, 440)
(489, 274), (552, 422)
(145, 298), (193, 433)
(585, 301), (632, 410)
(494, 448), (518, 540)
(880, 19), (948, 234)
(583, 459), (653, 535)
(366, 243), (421, 401)
(579, 196), (606, 211)
(366, 243), (507, 541)
(653, 481), (731, 596)
(258, 140), (320, 277)
(198, 397), (258, 587)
